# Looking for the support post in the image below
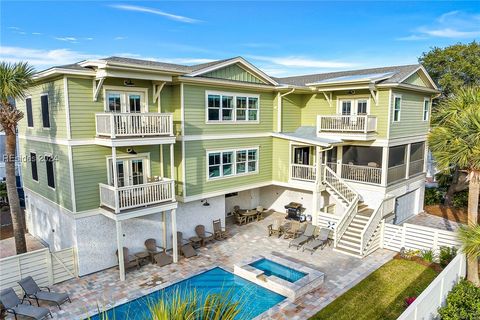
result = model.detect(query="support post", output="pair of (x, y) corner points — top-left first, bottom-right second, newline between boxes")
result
(162, 211), (167, 249)
(160, 146), (164, 177)
(171, 209), (178, 263)
(336, 146), (343, 176)
(170, 143), (174, 180)
(405, 144), (411, 179)
(112, 147), (120, 213)
(381, 146), (389, 186)
(116, 220), (125, 281)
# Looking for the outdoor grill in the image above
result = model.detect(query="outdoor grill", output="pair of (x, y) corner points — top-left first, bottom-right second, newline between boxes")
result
(284, 202), (306, 222)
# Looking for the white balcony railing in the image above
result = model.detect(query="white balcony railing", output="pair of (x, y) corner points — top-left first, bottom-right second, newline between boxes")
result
(290, 164), (316, 182)
(96, 113), (173, 138)
(341, 164), (382, 185)
(99, 179), (175, 213)
(317, 115), (377, 133)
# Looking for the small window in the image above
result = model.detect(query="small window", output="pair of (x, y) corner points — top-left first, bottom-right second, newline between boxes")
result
(222, 96), (233, 121)
(341, 100), (352, 115)
(393, 96), (401, 122)
(423, 99), (429, 121)
(129, 94), (141, 113)
(30, 152), (38, 181)
(357, 100), (368, 115)
(107, 93), (121, 112)
(41, 94), (50, 128)
(208, 152), (221, 178)
(26, 98), (33, 127)
(45, 155), (55, 188)
(236, 97), (247, 120)
(207, 95), (221, 121)
(248, 97), (258, 121)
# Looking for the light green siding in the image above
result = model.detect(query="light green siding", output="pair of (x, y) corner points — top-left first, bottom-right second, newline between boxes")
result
(184, 137), (272, 196)
(203, 64), (265, 84)
(68, 77), (163, 139)
(389, 89), (430, 138)
(19, 139), (72, 210)
(281, 94), (303, 132)
(404, 72), (428, 87)
(17, 78), (67, 139)
(183, 84), (275, 135)
(72, 145), (163, 211)
(272, 137), (290, 183)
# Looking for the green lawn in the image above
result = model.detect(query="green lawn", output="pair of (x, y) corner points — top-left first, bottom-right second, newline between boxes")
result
(310, 259), (438, 320)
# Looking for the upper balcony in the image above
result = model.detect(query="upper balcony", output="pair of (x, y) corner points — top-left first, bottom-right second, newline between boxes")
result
(95, 113), (175, 146)
(317, 115), (377, 141)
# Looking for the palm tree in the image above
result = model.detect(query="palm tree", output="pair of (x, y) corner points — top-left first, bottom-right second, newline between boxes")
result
(458, 224), (480, 259)
(0, 62), (35, 254)
(428, 86), (480, 285)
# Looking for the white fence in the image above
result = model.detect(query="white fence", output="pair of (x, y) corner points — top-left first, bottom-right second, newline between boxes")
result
(0, 247), (77, 294)
(381, 222), (461, 252)
(397, 253), (466, 320)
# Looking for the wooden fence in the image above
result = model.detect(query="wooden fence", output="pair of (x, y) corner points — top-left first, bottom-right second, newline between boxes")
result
(0, 247), (77, 294)
(380, 222), (460, 252)
(397, 253), (466, 320)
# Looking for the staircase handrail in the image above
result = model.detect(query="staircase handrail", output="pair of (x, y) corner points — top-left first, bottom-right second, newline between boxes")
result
(333, 194), (359, 247)
(323, 165), (357, 203)
(360, 195), (396, 255)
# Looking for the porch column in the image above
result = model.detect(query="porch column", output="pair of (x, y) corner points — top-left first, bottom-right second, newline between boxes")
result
(381, 147), (389, 186)
(170, 143), (175, 179)
(112, 147), (120, 213)
(315, 146), (321, 183)
(115, 220), (125, 281)
(171, 209), (178, 263)
(160, 146), (164, 177)
(336, 146), (343, 176)
(405, 144), (411, 179)
(162, 211), (167, 249)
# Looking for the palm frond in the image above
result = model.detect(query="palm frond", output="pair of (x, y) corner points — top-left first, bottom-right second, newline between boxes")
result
(458, 224), (480, 257)
(0, 61), (36, 104)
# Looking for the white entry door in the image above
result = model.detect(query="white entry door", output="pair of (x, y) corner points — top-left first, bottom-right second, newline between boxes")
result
(109, 158), (148, 187)
(394, 190), (418, 224)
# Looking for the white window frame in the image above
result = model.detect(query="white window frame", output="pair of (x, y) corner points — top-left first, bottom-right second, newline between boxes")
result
(205, 90), (260, 124)
(393, 94), (402, 122)
(206, 147), (259, 180)
(106, 153), (151, 187)
(337, 96), (371, 116)
(103, 86), (148, 113)
(423, 98), (430, 122)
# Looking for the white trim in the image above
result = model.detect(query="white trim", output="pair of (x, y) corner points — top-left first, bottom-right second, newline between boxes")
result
(396, 65), (439, 90)
(206, 147), (259, 181)
(102, 86), (148, 113)
(179, 132), (270, 141)
(106, 153), (151, 187)
(205, 90), (260, 124)
(276, 92), (281, 132)
(422, 97), (430, 122)
(18, 135), (95, 146)
(387, 89), (392, 139)
(271, 132), (336, 147)
(186, 57), (278, 86)
(180, 83), (186, 197)
(33, 68), (96, 80)
(67, 145), (76, 212)
(176, 76), (276, 90)
(63, 77), (72, 139)
(336, 96), (371, 115)
(377, 83), (439, 94)
(392, 94), (402, 122)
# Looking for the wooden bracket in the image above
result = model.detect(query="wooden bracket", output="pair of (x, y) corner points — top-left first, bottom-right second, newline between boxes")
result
(152, 82), (166, 103)
(322, 91), (333, 107)
(93, 77), (105, 102)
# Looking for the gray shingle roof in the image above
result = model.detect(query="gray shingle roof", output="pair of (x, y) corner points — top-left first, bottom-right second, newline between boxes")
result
(273, 64), (421, 86)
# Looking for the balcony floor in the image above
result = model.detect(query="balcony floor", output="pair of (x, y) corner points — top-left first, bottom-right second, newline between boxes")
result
(94, 136), (176, 147)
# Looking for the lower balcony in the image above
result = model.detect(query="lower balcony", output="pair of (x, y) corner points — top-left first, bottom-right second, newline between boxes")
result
(99, 179), (175, 213)
(290, 164), (317, 182)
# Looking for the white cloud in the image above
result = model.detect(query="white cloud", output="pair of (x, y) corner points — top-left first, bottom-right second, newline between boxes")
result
(31, 32), (42, 35)
(112, 52), (214, 65)
(55, 36), (78, 42)
(398, 11), (480, 41)
(114, 36), (127, 40)
(110, 4), (201, 23)
(0, 46), (99, 69)
(8, 27), (20, 30)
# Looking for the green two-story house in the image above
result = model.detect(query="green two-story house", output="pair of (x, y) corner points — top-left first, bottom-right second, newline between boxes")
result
(17, 56), (439, 278)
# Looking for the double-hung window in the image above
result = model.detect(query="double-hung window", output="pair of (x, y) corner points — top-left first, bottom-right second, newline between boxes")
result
(206, 91), (259, 123)
(393, 95), (402, 122)
(208, 148), (258, 179)
(423, 99), (429, 121)
(41, 94), (50, 128)
(26, 98), (34, 127)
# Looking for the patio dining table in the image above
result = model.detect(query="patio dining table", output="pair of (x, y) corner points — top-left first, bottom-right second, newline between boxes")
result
(240, 210), (259, 223)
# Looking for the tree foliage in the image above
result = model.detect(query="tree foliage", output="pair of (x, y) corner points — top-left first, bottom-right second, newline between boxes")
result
(419, 41), (480, 98)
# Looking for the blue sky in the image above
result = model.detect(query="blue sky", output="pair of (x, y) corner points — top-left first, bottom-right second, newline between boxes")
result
(1, 1), (479, 76)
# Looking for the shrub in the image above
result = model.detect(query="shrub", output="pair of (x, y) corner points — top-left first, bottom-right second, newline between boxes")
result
(404, 296), (416, 307)
(420, 249), (435, 263)
(439, 246), (457, 268)
(425, 188), (443, 206)
(438, 279), (480, 319)
(451, 190), (468, 208)
(403, 249), (421, 260)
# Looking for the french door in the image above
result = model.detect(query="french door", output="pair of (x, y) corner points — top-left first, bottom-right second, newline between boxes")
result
(340, 99), (369, 116)
(109, 158), (147, 187)
(106, 91), (145, 113)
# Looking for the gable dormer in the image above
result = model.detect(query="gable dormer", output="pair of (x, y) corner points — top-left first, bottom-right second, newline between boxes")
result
(403, 71), (430, 88)
(202, 63), (265, 84)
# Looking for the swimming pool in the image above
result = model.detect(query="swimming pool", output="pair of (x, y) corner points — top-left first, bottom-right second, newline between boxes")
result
(249, 258), (307, 282)
(89, 267), (286, 320)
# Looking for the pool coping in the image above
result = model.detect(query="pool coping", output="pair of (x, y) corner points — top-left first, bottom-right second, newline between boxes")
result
(78, 263), (289, 320)
(233, 255), (325, 301)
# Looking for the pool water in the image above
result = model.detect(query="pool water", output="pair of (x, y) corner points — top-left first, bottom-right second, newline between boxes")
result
(89, 267), (285, 320)
(249, 258), (307, 282)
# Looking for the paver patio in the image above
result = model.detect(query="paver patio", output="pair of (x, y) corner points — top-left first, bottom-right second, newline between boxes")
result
(404, 212), (463, 231)
(35, 212), (395, 319)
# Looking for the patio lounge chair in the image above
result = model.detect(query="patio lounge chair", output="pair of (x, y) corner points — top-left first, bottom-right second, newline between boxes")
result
(145, 239), (173, 266)
(289, 223), (316, 249)
(302, 228), (331, 254)
(0, 287), (52, 320)
(212, 219), (228, 240)
(116, 247), (140, 271)
(176, 232), (197, 258)
(267, 218), (283, 237)
(195, 225), (214, 245)
(283, 221), (302, 239)
(18, 276), (71, 309)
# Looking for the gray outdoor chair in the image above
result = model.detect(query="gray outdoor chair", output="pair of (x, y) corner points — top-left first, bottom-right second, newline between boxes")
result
(289, 223), (316, 249)
(302, 228), (331, 254)
(0, 287), (52, 320)
(18, 276), (71, 309)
